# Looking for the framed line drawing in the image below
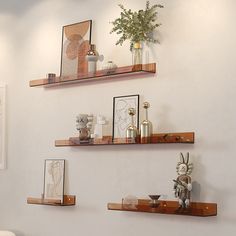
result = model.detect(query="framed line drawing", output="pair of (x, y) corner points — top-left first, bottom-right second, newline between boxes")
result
(112, 94), (139, 139)
(0, 84), (6, 170)
(60, 20), (92, 76)
(43, 159), (65, 203)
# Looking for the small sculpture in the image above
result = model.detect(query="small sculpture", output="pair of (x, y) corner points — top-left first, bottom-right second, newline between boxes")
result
(140, 102), (153, 143)
(76, 114), (93, 142)
(126, 108), (138, 139)
(173, 152), (193, 208)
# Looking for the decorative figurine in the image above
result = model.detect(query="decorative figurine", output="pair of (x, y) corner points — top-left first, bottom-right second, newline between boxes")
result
(126, 108), (138, 139)
(76, 114), (93, 142)
(140, 102), (153, 143)
(173, 152), (193, 209)
(86, 44), (99, 74)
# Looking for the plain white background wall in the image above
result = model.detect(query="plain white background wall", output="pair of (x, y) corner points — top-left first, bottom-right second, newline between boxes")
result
(0, 0), (236, 235)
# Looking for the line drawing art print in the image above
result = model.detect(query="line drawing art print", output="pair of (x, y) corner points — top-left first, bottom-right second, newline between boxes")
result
(60, 20), (92, 76)
(0, 84), (6, 170)
(43, 159), (65, 202)
(112, 94), (139, 139)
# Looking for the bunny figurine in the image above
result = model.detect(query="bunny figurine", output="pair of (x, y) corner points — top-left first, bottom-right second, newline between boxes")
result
(173, 152), (193, 208)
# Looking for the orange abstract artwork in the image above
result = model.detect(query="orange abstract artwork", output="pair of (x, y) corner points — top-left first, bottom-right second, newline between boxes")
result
(60, 20), (92, 76)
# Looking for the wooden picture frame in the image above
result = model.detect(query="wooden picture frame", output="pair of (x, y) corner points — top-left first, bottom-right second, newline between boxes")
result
(112, 94), (140, 140)
(43, 159), (65, 203)
(60, 20), (92, 76)
(0, 84), (6, 170)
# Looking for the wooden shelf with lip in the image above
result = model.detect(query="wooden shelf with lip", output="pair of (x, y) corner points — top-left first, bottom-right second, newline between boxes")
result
(29, 63), (156, 87)
(55, 132), (195, 147)
(107, 198), (217, 217)
(27, 195), (76, 206)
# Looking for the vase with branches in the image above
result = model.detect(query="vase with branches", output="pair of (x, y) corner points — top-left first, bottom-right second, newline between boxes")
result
(110, 1), (163, 65)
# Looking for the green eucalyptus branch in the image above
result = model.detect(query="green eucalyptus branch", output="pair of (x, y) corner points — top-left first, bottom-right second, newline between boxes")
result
(110, 1), (163, 50)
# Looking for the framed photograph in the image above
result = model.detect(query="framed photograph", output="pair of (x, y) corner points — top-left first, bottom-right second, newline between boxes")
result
(112, 94), (140, 139)
(60, 20), (92, 76)
(0, 84), (6, 170)
(43, 159), (65, 203)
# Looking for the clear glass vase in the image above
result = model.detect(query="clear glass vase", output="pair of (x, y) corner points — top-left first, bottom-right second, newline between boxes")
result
(132, 42), (142, 65)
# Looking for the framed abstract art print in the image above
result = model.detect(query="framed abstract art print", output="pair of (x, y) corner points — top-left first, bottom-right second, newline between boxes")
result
(60, 20), (92, 76)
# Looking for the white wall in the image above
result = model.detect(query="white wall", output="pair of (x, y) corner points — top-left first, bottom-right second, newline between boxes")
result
(0, 0), (236, 235)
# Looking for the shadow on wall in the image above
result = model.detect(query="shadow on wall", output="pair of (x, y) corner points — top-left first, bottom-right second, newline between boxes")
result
(0, 0), (43, 14)
(0, 0), (83, 14)
(0, 231), (16, 236)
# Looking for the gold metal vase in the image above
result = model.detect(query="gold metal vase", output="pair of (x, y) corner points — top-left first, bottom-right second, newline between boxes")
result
(140, 102), (153, 143)
(126, 108), (138, 140)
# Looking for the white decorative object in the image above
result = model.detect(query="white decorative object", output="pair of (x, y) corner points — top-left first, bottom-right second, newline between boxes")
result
(0, 84), (6, 170)
(93, 115), (106, 139)
(102, 61), (117, 73)
(86, 114), (94, 134)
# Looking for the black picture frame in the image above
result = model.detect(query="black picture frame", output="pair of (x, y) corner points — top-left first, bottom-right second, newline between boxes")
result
(112, 94), (140, 140)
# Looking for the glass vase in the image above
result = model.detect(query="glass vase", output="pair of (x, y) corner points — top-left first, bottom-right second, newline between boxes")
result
(132, 42), (142, 65)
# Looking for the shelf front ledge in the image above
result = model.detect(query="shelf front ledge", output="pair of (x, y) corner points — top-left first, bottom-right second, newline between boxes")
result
(29, 63), (156, 87)
(27, 195), (76, 206)
(107, 199), (217, 217)
(55, 132), (195, 147)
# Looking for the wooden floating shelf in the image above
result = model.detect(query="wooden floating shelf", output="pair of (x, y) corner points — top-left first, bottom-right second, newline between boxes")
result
(29, 63), (156, 87)
(55, 132), (194, 147)
(108, 199), (217, 217)
(27, 195), (76, 206)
